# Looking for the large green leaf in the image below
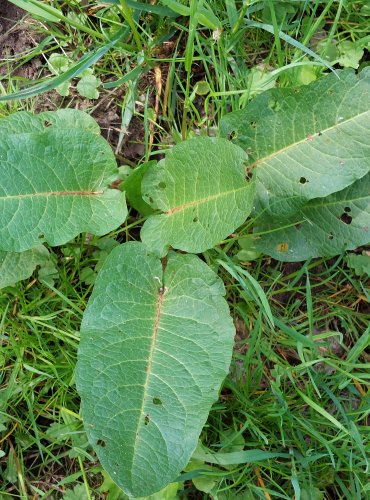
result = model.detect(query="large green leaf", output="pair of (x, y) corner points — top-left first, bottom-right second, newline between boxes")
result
(220, 69), (370, 218)
(122, 161), (155, 216)
(140, 137), (255, 256)
(0, 109), (127, 252)
(255, 172), (370, 261)
(76, 242), (234, 497)
(0, 246), (49, 289)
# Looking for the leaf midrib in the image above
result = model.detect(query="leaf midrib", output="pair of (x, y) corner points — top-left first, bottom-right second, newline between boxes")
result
(131, 284), (165, 473)
(166, 185), (249, 215)
(249, 108), (370, 168)
(0, 190), (105, 200)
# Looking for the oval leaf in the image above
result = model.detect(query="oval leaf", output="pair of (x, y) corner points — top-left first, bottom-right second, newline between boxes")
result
(255, 171), (370, 261)
(220, 68), (370, 217)
(76, 242), (235, 497)
(140, 137), (255, 256)
(0, 246), (50, 289)
(0, 110), (127, 252)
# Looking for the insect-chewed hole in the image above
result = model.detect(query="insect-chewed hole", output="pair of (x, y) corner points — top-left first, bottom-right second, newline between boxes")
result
(38, 234), (45, 240)
(193, 216), (199, 223)
(153, 397), (163, 405)
(295, 224), (302, 230)
(268, 99), (281, 112)
(97, 439), (106, 447)
(245, 167), (253, 181)
(340, 212), (352, 225)
(44, 120), (52, 127)
(328, 233), (334, 240)
(158, 182), (166, 189)
(144, 415), (150, 425)
(299, 177), (308, 184)
(228, 131), (237, 140)
(344, 206), (351, 213)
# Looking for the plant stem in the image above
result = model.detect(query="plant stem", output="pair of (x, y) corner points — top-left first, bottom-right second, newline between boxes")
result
(119, 0), (143, 52)
(232, 0), (250, 36)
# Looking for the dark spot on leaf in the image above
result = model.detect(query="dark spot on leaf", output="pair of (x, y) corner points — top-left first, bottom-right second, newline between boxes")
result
(340, 213), (352, 225)
(44, 120), (52, 127)
(277, 243), (289, 252)
(148, 196), (154, 204)
(97, 439), (106, 447)
(153, 397), (162, 405)
(328, 233), (334, 240)
(250, 121), (257, 129)
(318, 131), (322, 136)
(295, 224), (302, 230)
(158, 182), (166, 189)
(344, 206), (351, 213)
(299, 177), (308, 184)
(144, 415), (150, 425)
(38, 234), (45, 240)
(193, 217), (199, 223)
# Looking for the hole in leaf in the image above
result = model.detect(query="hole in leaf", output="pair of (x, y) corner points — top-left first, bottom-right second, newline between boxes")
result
(295, 224), (302, 230)
(144, 415), (150, 425)
(250, 121), (257, 129)
(228, 131), (237, 140)
(193, 217), (199, 223)
(340, 213), (352, 225)
(97, 439), (106, 447)
(44, 120), (52, 127)
(245, 167), (253, 181)
(268, 99), (281, 112)
(153, 397), (162, 405)
(328, 233), (334, 240)
(299, 177), (308, 184)
(38, 234), (45, 240)
(344, 206), (351, 213)
(158, 182), (166, 189)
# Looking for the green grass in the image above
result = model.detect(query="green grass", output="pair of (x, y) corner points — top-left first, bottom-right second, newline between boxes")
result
(1, 0), (370, 498)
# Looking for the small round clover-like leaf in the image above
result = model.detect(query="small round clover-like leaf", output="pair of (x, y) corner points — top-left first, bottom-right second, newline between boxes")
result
(140, 137), (255, 256)
(220, 68), (370, 218)
(76, 241), (235, 497)
(0, 109), (127, 252)
(255, 171), (370, 261)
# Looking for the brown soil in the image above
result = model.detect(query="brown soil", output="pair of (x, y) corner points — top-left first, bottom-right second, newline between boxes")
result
(0, 0), (43, 78)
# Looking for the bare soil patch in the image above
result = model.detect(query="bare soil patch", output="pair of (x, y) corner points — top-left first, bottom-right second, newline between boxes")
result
(0, 0), (42, 78)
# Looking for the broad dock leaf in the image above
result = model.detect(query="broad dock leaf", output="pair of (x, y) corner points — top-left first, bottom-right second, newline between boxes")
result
(255, 172), (370, 261)
(0, 110), (127, 252)
(140, 137), (255, 256)
(0, 246), (50, 289)
(220, 69), (370, 217)
(76, 242), (235, 497)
